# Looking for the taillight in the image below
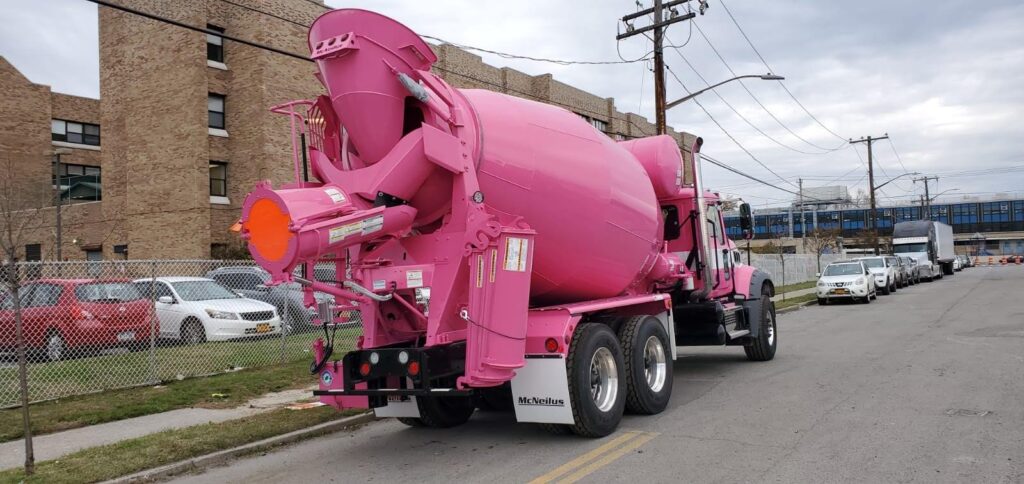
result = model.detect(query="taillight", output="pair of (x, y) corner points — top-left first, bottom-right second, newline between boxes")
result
(79, 308), (94, 320)
(407, 361), (421, 376)
(544, 338), (559, 353)
(359, 362), (371, 376)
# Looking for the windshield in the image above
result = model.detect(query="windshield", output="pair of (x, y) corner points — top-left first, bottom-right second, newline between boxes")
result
(75, 283), (143, 302)
(171, 281), (240, 301)
(824, 264), (863, 276)
(859, 258), (885, 268)
(894, 243), (927, 253)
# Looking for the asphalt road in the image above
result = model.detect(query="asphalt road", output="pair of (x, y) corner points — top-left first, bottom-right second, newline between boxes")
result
(175, 266), (1024, 483)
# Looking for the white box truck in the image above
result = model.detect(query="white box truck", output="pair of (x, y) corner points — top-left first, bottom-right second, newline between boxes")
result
(892, 221), (956, 280)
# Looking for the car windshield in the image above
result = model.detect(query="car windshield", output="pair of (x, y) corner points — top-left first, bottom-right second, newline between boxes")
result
(894, 243), (927, 253)
(75, 283), (143, 302)
(824, 264), (862, 276)
(171, 280), (240, 301)
(859, 258), (885, 268)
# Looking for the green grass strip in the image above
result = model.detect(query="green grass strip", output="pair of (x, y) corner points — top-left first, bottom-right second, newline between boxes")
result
(0, 406), (363, 484)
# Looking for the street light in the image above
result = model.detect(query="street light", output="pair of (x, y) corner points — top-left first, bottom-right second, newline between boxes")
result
(665, 73), (785, 110)
(49, 148), (72, 261)
(929, 188), (960, 201)
(874, 172), (920, 191)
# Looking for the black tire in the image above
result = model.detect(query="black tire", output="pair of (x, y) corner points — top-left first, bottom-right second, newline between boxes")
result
(566, 323), (626, 437)
(538, 423), (573, 435)
(408, 389), (475, 428)
(181, 319), (206, 345)
(861, 295), (871, 304)
(879, 283), (889, 295)
(477, 385), (514, 412)
(617, 316), (673, 415)
(397, 417), (425, 427)
(817, 298), (826, 306)
(890, 282), (897, 293)
(744, 285), (777, 361)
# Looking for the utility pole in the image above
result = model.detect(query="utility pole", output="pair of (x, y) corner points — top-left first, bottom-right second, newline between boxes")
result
(850, 135), (888, 255)
(799, 178), (806, 251)
(51, 148), (71, 261)
(617, 0), (697, 135)
(913, 176), (939, 220)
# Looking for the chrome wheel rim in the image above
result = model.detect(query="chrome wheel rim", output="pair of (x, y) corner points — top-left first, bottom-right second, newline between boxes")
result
(766, 312), (776, 346)
(642, 335), (667, 393)
(47, 334), (64, 361)
(589, 347), (618, 412)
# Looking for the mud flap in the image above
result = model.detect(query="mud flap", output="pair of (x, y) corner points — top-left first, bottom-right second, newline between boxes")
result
(510, 355), (574, 424)
(374, 397), (421, 418)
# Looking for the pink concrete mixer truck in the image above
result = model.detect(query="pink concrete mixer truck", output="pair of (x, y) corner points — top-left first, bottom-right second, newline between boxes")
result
(240, 9), (774, 437)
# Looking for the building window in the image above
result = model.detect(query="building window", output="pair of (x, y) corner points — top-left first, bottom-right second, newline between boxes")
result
(25, 244), (41, 262)
(210, 161), (227, 197)
(575, 113), (609, 133)
(54, 163), (101, 187)
(52, 119), (101, 146)
(207, 24), (225, 63)
(208, 94), (226, 129)
(613, 133), (626, 141)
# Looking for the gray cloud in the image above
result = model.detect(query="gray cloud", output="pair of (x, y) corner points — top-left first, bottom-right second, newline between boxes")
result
(2, 0), (1021, 207)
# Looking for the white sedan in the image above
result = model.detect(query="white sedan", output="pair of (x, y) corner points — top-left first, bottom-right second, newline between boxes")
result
(133, 277), (282, 344)
(816, 260), (877, 305)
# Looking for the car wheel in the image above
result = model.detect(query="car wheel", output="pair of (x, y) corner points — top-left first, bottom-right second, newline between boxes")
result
(817, 298), (827, 306)
(617, 315), (673, 415)
(45, 330), (66, 362)
(182, 319), (206, 345)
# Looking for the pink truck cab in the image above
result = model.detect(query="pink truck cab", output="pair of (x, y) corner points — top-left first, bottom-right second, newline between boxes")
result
(239, 9), (772, 437)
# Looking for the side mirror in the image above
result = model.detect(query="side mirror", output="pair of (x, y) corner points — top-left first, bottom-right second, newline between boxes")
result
(815, 272), (821, 278)
(739, 203), (754, 240)
(157, 295), (174, 304)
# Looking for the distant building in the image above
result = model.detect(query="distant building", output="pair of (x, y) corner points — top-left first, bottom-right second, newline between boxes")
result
(1, 0), (693, 261)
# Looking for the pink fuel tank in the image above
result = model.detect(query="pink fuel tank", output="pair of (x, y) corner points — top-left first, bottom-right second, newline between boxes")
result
(305, 9), (665, 304)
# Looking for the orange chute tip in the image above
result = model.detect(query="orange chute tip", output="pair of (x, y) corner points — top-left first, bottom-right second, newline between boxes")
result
(229, 220), (243, 233)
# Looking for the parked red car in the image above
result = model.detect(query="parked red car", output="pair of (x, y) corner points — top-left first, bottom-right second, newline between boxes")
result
(0, 279), (153, 362)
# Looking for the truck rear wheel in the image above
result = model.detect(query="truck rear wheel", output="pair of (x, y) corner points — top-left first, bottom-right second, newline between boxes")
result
(567, 323), (626, 437)
(744, 285), (777, 361)
(618, 316), (673, 415)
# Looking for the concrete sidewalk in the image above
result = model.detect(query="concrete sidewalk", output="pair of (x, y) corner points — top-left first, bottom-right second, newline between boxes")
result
(0, 386), (316, 471)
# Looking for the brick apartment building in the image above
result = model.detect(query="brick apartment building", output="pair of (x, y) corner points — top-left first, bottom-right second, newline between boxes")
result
(0, 0), (694, 261)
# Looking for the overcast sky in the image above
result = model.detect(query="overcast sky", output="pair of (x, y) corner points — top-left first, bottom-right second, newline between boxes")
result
(3, 0), (1023, 208)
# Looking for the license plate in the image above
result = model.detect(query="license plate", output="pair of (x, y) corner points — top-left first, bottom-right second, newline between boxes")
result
(256, 323), (271, 333)
(831, 288), (848, 295)
(117, 331), (136, 342)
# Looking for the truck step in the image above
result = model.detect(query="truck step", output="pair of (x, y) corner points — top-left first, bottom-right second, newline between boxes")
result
(726, 329), (750, 340)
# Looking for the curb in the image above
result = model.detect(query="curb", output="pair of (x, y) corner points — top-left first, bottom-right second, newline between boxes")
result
(106, 411), (376, 483)
(777, 299), (818, 314)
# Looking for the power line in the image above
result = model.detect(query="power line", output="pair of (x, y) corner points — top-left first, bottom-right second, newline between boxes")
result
(663, 32), (835, 156)
(703, 154), (830, 203)
(689, 22), (846, 152)
(423, 35), (652, 65)
(716, 0), (848, 142)
(665, 65), (799, 189)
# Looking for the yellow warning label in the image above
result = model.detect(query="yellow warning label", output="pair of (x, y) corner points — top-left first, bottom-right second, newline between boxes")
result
(503, 237), (529, 272)
(475, 255), (484, 288)
(489, 249), (497, 283)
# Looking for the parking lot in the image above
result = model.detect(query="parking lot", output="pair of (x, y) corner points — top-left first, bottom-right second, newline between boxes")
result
(174, 266), (1024, 483)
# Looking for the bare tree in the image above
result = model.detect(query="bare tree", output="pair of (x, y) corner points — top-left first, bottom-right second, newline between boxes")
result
(0, 154), (51, 476)
(806, 228), (841, 273)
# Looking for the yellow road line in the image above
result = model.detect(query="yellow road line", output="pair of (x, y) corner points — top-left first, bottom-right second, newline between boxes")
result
(528, 431), (644, 484)
(558, 432), (658, 483)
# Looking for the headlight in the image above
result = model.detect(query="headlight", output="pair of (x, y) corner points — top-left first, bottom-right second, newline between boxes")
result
(817, 281), (825, 287)
(205, 308), (239, 320)
(855, 277), (865, 285)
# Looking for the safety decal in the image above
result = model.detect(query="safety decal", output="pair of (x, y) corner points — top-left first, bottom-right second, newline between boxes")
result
(329, 222), (361, 244)
(406, 270), (423, 289)
(361, 215), (384, 235)
(476, 255), (485, 288)
(324, 187), (346, 203)
(503, 237), (529, 272)
(489, 249), (498, 283)
(373, 279), (386, 291)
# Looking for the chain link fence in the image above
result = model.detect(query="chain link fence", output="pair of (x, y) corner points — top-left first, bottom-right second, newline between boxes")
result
(748, 253), (844, 288)
(0, 260), (362, 408)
